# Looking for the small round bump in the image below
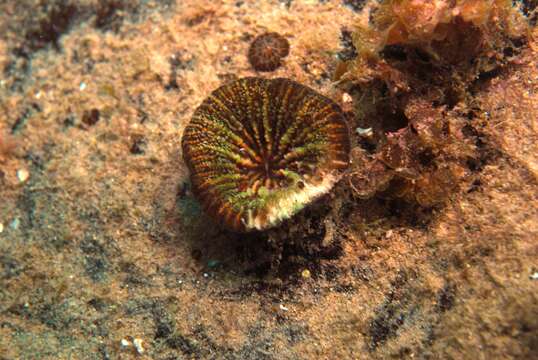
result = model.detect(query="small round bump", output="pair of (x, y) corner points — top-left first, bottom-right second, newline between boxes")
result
(248, 32), (290, 72)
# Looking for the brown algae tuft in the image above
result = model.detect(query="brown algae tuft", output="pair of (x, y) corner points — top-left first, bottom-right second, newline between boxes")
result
(248, 32), (290, 72)
(182, 77), (350, 232)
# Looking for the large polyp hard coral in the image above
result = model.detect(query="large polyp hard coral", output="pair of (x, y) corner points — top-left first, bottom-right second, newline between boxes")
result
(182, 77), (350, 232)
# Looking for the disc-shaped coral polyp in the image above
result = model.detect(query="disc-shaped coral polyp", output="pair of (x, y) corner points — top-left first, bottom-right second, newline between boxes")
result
(182, 77), (350, 232)
(248, 32), (290, 72)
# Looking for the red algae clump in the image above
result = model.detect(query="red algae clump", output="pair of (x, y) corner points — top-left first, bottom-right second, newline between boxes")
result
(346, 0), (528, 67)
(335, 0), (530, 207)
(248, 32), (290, 72)
(182, 77), (350, 232)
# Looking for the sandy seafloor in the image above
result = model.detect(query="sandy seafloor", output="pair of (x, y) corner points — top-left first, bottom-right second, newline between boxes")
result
(0, 0), (537, 359)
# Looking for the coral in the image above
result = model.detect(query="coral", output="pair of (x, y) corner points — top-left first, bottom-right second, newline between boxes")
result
(336, 0), (530, 206)
(182, 77), (350, 232)
(248, 32), (290, 72)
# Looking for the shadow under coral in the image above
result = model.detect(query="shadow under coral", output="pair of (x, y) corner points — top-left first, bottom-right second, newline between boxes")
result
(156, 163), (441, 293)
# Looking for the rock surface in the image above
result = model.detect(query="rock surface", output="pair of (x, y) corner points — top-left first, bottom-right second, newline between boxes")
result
(0, 1), (537, 359)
